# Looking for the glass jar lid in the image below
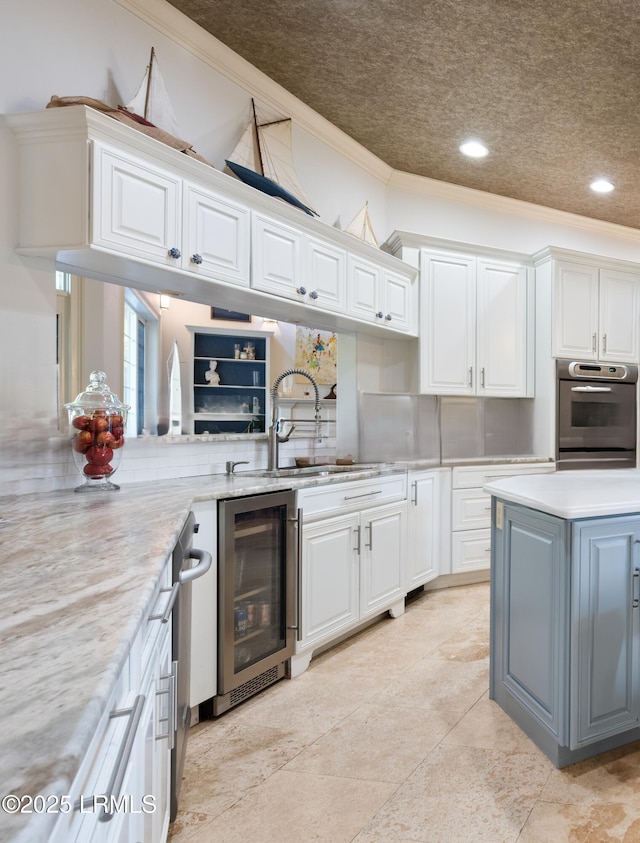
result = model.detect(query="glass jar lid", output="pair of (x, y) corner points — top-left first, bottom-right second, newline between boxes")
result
(65, 371), (130, 413)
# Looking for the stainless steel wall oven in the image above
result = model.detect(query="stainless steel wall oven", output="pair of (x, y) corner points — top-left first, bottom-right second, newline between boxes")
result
(214, 490), (298, 716)
(556, 360), (638, 470)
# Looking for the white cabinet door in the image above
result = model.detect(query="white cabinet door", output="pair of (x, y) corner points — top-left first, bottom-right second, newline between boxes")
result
(360, 502), (406, 618)
(421, 251), (476, 394)
(183, 184), (250, 286)
(305, 235), (346, 312)
(598, 268), (640, 363)
(476, 260), (528, 396)
(93, 143), (182, 265)
(300, 513), (360, 649)
(451, 528), (492, 574)
(347, 254), (381, 324)
(407, 470), (441, 588)
(251, 212), (304, 300)
(381, 268), (412, 332)
(552, 260), (600, 359)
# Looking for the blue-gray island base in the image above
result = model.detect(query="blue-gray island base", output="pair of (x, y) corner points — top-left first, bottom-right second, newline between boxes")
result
(487, 471), (640, 767)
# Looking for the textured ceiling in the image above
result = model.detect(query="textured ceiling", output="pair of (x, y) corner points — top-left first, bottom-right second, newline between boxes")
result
(168, 0), (640, 230)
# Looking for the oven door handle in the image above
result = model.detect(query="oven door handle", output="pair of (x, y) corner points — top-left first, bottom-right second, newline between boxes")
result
(570, 385), (612, 392)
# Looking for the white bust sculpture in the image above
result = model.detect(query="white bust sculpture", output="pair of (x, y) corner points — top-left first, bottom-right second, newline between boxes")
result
(204, 360), (220, 385)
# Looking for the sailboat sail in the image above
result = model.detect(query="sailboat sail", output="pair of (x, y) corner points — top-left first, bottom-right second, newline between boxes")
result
(168, 340), (182, 436)
(226, 100), (318, 216)
(345, 202), (379, 248)
(125, 47), (179, 138)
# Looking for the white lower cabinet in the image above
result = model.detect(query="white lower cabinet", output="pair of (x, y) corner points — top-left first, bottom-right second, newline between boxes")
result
(450, 462), (555, 574)
(52, 558), (173, 843)
(406, 468), (449, 589)
(292, 475), (407, 675)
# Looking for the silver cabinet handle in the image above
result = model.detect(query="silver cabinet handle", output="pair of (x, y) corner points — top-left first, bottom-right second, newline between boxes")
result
(481, 367), (485, 388)
(75, 694), (146, 820)
(156, 661), (176, 749)
(468, 367), (473, 387)
(411, 481), (418, 506)
(633, 568), (640, 609)
(148, 583), (179, 624)
(344, 490), (383, 501)
(354, 524), (361, 554)
(592, 333), (597, 353)
(571, 386), (612, 393)
(602, 333), (607, 354)
(179, 547), (212, 583)
(365, 523), (373, 551)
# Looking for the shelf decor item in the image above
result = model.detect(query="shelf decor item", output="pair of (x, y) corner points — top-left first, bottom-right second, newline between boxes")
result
(65, 371), (129, 492)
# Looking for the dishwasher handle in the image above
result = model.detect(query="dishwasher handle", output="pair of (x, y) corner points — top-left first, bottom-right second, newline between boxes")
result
(179, 548), (212, 583)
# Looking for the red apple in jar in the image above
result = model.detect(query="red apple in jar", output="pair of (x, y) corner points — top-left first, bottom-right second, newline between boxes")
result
(85, 445), (114, 466)
(96, 430), (116, 447)
(72, 429), (93, 453)
(84, 462), (114, 476)
(72, 415), (91, 430)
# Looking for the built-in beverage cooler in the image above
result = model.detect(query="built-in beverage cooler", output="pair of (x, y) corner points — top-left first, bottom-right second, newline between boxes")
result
(213, 490), (299, 715)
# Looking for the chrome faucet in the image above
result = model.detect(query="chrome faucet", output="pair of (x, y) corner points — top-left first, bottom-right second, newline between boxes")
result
(268, 368), (321, 471)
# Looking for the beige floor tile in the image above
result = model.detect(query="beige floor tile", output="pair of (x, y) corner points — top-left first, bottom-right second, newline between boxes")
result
(540, 741), (640, 808)
(176, 720), (318, 818)
(379, 654), (489, 714)
(517, 800), (640, 842)
(188, 769), (398, 843)
(283, 702), (460, 783)
(443, 692), (550, 757)
(308, 631), (435, 678)
(426, 617), (489, 662)
(225, 669), (382, 733)
(358, 744), (550, 842)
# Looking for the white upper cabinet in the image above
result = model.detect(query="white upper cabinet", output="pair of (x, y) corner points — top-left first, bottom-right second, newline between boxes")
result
(347, 255), (413, 332)
(420, 248), (532, 396)
(95, 142), (250, 285)
(551, 258), (640, 363)
(183, 183), (250, 285)
(7, 106), (417, 338)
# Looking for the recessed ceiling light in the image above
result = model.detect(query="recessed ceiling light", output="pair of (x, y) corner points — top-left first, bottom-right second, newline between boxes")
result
(459, 140), (489, 158)
(590, 178), (615, 194)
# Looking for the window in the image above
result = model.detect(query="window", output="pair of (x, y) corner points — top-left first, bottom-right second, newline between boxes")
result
(123, 290), (159, 437)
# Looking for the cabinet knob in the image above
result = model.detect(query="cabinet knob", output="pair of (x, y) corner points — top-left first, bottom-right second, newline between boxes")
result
(296, 286), (307, 296)
(309, 290), (319, 300)
(167, 247), (181, 259)
(376, 311), (384, 319)
(191, 253), (203, 265)
(385, 313), (392, 321)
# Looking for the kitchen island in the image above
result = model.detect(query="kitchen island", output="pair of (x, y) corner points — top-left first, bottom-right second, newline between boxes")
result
(486, 469), (640, 768)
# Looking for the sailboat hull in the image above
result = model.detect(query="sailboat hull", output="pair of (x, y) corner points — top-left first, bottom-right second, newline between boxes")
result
(225, 160), (317, 217)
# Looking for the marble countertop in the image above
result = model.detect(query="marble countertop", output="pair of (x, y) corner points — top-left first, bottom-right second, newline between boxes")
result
(0, 456), (549, 842)
(485, 468), (640, 519)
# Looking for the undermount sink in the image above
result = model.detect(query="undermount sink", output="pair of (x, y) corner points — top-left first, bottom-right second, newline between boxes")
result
(238, 463), (379, 478)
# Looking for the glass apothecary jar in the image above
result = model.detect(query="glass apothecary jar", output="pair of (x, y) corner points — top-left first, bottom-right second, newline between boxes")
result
(64, 371), (130, 492)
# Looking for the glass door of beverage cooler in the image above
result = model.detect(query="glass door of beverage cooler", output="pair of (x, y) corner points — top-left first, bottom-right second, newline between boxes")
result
(217, 490), (298, 709)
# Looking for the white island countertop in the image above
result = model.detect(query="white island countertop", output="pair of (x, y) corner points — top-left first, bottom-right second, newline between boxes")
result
(485, 469), (640, 519)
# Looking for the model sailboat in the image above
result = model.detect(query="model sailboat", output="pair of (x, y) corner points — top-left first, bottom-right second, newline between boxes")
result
(225, 99), (318, 216)
(345, 201), (379, 248)
(123, 47), (180, 137)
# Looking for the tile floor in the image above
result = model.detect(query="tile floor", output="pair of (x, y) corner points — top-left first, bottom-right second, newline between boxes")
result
(168, 582), (640, 842)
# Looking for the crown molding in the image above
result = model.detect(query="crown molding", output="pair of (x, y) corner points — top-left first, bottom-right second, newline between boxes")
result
(387, 170), (640, 244)
(114, 0), (392, 182)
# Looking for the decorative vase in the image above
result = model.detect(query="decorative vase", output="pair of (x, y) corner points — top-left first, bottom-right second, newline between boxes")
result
(65, 371), (130, 492)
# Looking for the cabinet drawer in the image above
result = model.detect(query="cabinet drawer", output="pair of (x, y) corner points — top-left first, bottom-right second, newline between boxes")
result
(136, 556), (173, 679)
(451, 488), (492, 530)
(451, 528), (492, 573)
(452, 462), (554, 489)
(297, 473), (407, 520)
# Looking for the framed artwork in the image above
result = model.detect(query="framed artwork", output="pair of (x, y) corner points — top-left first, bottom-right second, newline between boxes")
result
(294, 327), (337, 384)
(210, 307), (251, 322)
